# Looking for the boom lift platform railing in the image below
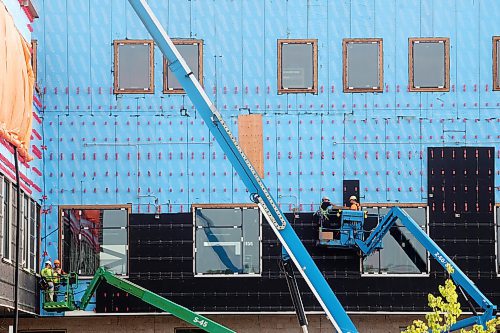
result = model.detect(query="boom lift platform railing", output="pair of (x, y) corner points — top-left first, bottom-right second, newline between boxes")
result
(126, 1), (497, 332)
(317, 208), (497, 331)
(42, 267), (236, 333)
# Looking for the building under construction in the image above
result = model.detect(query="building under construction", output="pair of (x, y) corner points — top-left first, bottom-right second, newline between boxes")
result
(0, 0), (499, 332)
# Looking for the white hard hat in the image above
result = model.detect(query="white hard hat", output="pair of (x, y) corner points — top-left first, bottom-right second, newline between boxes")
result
(349, 195), (357, 201)
(45, 260), (52, 266)
(322, 196), (330, 201)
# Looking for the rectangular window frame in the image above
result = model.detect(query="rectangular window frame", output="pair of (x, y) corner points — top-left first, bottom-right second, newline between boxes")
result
(2, 178), (10, 260)
(494, 37), (500, 91)
(29, 200), (38, 272)
(113, 40), (155, 94)
(343, 38), (383, 93)
(192, 203), (262, 278)
(277, 39), (318, 94)
(22, 194), (29, 269)
(31, 40), (37, 87)
(163, 39), (203, 94)
(408, 37), (450, 92)
(11, 184), (18, 263)
(58, 204), (132, 278)
(36, 203), (41, 273)
(361, 203), (430, 277)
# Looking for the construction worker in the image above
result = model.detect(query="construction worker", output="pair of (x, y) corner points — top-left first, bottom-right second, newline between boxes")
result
(349, 195), (361, 211)
(320, 196), (332, 211)
(41, 261), (55, 302)
(53, 259), (65, 301)
(53, 259), (65, 280)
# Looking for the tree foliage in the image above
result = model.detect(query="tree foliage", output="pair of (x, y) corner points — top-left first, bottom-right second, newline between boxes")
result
(402, 265), (499, 333)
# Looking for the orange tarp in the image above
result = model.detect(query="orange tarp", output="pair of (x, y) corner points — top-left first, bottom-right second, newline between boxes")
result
(0, 2), (34, 161)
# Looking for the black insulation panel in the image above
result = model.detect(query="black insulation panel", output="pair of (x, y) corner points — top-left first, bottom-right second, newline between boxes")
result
(343, 179), (360, 206)
(95, 147), (500, 313)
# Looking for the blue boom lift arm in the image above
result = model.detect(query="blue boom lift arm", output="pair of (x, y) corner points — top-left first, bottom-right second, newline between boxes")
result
(127, 1), (497, 332)
(355, 207), (496, 331)
(127, 1), (356, 332)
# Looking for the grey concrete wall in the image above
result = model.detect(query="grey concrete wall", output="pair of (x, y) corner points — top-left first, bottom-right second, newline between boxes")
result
(7, 314), (422, 333)
(0, 260), (38, 314)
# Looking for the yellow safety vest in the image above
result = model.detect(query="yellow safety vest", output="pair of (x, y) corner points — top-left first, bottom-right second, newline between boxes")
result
(41, 267), (55, 282)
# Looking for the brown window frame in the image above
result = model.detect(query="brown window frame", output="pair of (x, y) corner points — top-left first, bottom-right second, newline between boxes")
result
(163, 39), (203, 94)
(494, 36), (500, 91)
(58, 204), (132, 278)
(408, 37), (450, 92)
(277, 39), (318, 94)
(342, 38), (383, 93)
(113, 40), (154, 94)
(31, 40), (37, 86)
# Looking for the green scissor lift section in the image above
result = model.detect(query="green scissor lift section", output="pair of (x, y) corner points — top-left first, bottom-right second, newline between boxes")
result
(42, 272), (79, 312)
(43, 267), (236, 333)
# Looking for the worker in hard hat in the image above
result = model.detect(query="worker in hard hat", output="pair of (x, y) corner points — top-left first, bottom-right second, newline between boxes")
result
(349, 195), (361, 211)
(53, 259), (65, 280)
(41, 260), (55, 302)
(320, 196), (332, 211)
(53, 259), (66, 301)
(314, 196), (332, 224)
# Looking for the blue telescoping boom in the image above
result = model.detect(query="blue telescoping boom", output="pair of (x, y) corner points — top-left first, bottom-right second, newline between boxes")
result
(357, 207), (496, 331)
(127, 1), (497, 332)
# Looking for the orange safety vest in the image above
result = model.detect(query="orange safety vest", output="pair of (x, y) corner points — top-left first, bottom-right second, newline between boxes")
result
(350, 202), (361, 211)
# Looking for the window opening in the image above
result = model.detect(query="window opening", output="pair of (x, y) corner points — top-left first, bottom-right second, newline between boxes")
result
(343, 38), (383, 92)
(277, 39), (318, 94)
(113, 40), (154, 94)
(362, 206), (428, 275)
(409, 37), (450, 92)
(194, 205), (261, 276)
(60, 206), (130, 276)
(494, 37), (500, 91)
(164, 39), (203, 93)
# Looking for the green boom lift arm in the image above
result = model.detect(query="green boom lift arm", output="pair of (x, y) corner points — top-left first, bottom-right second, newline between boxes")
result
(77, 267), (235, 333)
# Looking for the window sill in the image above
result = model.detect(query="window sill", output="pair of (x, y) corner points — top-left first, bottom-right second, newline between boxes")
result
(1, 258), (13, 265)
(277, 88), (318, 95)
(22, 267), (37, 276)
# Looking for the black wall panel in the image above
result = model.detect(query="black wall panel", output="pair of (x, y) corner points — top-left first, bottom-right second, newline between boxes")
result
(343, 180), (360, 206)
(95, 151), (499, 312)
(428, 147), (496, 276)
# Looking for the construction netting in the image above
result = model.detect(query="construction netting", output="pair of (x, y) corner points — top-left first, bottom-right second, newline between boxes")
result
(0, 2), (34, 161)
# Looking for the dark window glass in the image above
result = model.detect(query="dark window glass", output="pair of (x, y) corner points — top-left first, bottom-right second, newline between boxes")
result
(11, 185), (17, 259)
(61, 207), (128, 276)
(23, 195), (29, 267)
(30, 200), (37, 271)
(31, 40), (37, 85)
(2, 179), (9, 258)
